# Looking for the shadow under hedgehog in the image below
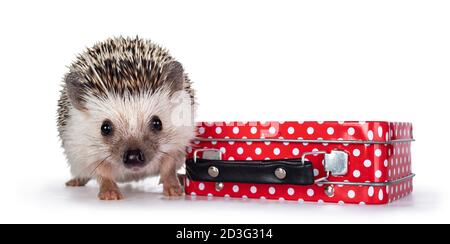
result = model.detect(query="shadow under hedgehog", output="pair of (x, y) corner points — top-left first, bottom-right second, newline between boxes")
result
(57, 37), (196, 200)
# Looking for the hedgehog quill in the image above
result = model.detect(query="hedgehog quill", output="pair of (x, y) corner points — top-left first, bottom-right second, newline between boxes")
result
(57, 37), (195, 200)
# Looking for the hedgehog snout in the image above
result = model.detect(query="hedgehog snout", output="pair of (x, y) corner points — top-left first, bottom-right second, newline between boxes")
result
(123, 148), (146, 169)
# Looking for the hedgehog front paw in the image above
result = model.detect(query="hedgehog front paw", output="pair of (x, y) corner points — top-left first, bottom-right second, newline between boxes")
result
(163, 183), (184, 197)
(98, 188), (124, 200)
(66, 178), (90, 187)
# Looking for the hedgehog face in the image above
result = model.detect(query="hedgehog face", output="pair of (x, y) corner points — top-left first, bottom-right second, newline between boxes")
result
(77, 89), (195, 174)
(61, 59), (195, 178)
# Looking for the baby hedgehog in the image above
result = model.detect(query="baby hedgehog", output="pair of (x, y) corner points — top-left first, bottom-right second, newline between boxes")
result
(57, 37), (195, 200)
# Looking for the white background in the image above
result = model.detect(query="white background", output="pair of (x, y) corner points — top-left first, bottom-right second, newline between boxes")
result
(0, 0), (449, 223)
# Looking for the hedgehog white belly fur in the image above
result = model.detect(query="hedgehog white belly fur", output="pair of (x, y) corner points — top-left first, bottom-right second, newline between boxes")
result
(57, 37), (195, 199)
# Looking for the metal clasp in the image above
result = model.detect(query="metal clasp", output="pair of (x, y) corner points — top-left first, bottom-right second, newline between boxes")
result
(193, 148), (223, 163)
(301, 150), (349, 183)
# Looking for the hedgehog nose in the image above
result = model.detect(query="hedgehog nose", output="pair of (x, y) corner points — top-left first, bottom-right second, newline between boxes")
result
(123, 149), (146, 167)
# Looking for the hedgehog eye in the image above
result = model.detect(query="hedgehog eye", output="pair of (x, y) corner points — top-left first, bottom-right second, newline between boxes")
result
(101, 120), (114, 136)
(150, 116), (163, 132)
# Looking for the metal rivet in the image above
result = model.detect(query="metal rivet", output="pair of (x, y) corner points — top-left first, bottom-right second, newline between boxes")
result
(274, 168), (287, 180)
(208, 166), (219, 178)
(215, 182), (224, 191)
(324, 185), (334, 197)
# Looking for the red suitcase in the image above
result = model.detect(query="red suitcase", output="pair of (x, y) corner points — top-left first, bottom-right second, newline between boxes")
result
(185, 121), (414, 205)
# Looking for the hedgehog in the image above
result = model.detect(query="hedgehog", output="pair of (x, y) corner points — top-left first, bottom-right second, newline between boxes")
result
(57, 37), (196, 200)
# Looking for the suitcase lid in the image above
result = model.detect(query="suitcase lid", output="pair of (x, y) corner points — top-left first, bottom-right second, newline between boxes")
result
(195, 121), (413, 144)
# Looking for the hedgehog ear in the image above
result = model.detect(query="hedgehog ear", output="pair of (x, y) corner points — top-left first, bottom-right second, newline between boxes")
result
(65, 72), (87, 110)
(161, 61), (185, 93)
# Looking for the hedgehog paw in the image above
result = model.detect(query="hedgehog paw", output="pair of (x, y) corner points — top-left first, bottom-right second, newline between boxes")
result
(65, 178), (90, 187)
(98, 188), (123, 200)
(163, 183), (184, 197)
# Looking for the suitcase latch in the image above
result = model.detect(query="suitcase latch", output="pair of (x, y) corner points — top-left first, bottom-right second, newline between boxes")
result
(193, 148), (223, 163)
(324, 150), (348, 176)
(302, 150), (348, 176)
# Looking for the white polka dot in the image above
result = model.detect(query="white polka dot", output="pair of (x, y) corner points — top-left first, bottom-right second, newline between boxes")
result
(378, 189), (384, 201)
(368, 130), (374, 140)
(233, 127), (239, 134)
(198, 183), (205, 190)
(207, 193), (213, 198)
(228, 156), (235, 161)
(338, 201), (345, 205)
(327, 127), (334, 135)
(288, 127), (295, 134)
(220, 147), (226, 154)
(348, 127), (355, 136)
(313, 169), (319, 177)
(187, 147), (193, 153)
(363, 160), (372, 168)
(242, 195), (248, 200)
(307, 127), (314, 135)
(279, 197), (285, 202)
(268, 187), (276, 195)
(378, 127), (383, 138)
(198, 127), (205, 134)
(250, 186), (257, 194)
(353, 149), (361, 157)
(260, 196), (266, 200)
(190, 192), (197, 197)
(359, 202), (366, 205)
(307, 189), (314, 197)
(250, 127), (258, 134)
(368, 186), (374, 197)
(298, 199), (304, 204)
(215, 127), (222, 134)
(246, 157), (253, 161)
(269, 127), (277, 134)
(317, 200), (324, 204)
(353, 170), (361, 178)
(273, 148), (281, 155)
(298, 137), (308, 146)
(292, 148), (300, 156)
(237, 147), (244, 155)
(255, 147), (262, 155)
(375, 170), (382, 178)
(243, 136), (252, 145)
(232, 185), (239, 193)
(287, 188), (295, 196)
(347, 190), (356, 199)
(384, 159), (388, 167)
(375, 149), (382, 157)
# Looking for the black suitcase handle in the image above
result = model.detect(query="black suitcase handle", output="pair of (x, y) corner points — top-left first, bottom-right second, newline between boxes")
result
(185, 158), (315, 185)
